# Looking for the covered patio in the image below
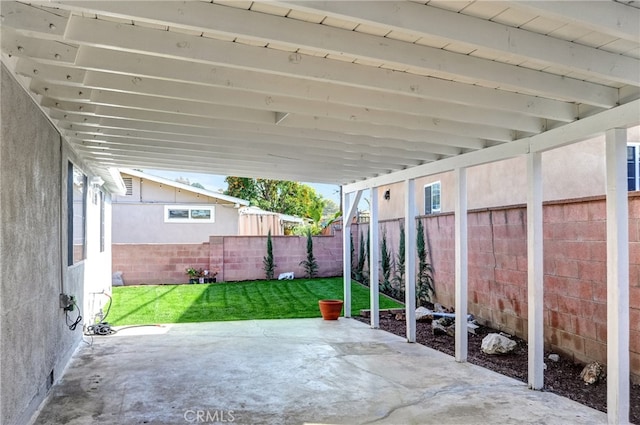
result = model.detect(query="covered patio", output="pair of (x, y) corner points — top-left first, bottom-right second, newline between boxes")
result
(1, 1), (639, 424)
(33, 318), (607, 425)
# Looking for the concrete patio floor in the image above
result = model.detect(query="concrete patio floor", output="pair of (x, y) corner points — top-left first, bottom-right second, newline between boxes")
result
(31, 318), (607, 425)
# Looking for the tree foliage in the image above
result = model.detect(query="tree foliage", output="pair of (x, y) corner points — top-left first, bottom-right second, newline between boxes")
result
(299, 229), (319, 278)
(416, 219), (435, 305)
(263, 230), (275, 280)
(224, 177), (326, 225)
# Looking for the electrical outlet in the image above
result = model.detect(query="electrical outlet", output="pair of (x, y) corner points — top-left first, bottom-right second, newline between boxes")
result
(59, 294), (75, 311)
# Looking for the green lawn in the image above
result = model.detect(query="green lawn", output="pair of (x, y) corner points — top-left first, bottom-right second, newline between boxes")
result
(107, 277), (403, 326)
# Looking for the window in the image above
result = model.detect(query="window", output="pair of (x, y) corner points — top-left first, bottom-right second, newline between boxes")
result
(164, 205), (215, 223)
(628, 144), (639, 191)
(67, 162), (86, 265)
(424, 182), (441, 215)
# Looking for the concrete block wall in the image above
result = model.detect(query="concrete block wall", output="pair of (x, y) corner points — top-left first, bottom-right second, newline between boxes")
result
(352, 193), (640, 381)
(112, 230), (344, 284)
(112, 243), (212, 285)
(421, 193), (640, 381)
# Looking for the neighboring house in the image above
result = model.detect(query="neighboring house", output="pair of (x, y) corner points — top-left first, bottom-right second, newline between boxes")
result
(238, 206), (305, 236)
(375, 133), (639, 219)
(112, 169), (249, 244)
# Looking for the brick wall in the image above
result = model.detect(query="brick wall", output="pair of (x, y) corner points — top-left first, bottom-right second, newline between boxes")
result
(112, 243), (212, 285)
(112, 230), (344, 285)
(353, 193), (639, 381)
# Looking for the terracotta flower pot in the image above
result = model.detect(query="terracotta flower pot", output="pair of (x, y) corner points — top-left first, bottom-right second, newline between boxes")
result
(318, 299), (344, 320)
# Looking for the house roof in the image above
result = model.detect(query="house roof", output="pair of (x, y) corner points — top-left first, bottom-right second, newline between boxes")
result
(1, 1), (639, 192)
(121, 168), (249, 206)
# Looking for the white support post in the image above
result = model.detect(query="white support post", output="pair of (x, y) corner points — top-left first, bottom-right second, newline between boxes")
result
(527, 152), (544, 390)
(454, 167), (468, 362)
(342, 190), (353, 318)
(605, 128), (630, 425)
(342, 189), (363, 318)
(370, 187), (380, 329)
(405, 179), (417, 343)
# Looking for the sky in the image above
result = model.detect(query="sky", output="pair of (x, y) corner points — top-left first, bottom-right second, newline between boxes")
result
(142, 169), (343, 205)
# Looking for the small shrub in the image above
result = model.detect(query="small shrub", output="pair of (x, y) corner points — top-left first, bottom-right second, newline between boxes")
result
(416, 219), (435, 305)
(300, 228), (318, 278)
(380, 229), (393, 296)
(263, 229), (275, 280)
(391, 222), (406, 301)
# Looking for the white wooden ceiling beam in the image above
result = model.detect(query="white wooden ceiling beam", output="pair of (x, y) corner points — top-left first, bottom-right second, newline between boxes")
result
(344, 99), (640, 190)
(69, 132), (427, 168)
(87, 89), (534, 138)
(512, 1), (640, 43)
(74, 140), (402, 173)
(73, 46), (578, 122)
(48, 110), (460, 157)
(44, 95), (482, 153)
(62, 14), (618, 107)
(63, 124), (438, 163)
(1, 28), (77, 64)
(279, 1), (640, 86)
(37, 70), (545, 133)
(74, 149), (383, 182)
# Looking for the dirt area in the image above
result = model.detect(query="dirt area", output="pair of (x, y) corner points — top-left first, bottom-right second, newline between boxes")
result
(354, 313), (640, 423)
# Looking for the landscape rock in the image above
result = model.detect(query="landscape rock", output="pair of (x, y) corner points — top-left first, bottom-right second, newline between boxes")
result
(580, 362), (605, 385)
(416, 307), (433, 322)
(432, 318), (455, 337)
(467, 322), (479, 334)
(548, 354), (560, 362)
(481, 333), (517, 355)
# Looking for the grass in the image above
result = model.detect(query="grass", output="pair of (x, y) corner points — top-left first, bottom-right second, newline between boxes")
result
(107, 277), (403, 326)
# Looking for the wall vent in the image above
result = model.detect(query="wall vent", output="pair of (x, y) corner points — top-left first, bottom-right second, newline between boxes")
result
(123, 177), (133, 196)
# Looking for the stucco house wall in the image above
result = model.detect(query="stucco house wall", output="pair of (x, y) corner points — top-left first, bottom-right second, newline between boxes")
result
(1, 65), (112, 425)
(376, 137), (608, 220)
(112, 172), (245, 244)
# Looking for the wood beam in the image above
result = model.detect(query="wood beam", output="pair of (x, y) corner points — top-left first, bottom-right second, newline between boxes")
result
(282, 1), (639, 86)
(405, 179), (417, 343)
(370, 187), (379, 329)
(71, 46), (578, 122)
(527, 152), (544, 390)
(62, 14), (618, 107)
(513, 1), (640, 42)
(454, 167), (468, 362)
(605, 128), (630, 425)
(343, 100), (640, 192)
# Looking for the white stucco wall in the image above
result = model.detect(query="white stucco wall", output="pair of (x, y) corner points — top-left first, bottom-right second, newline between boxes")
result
(377, 137), (610, 220)
(112, 175), (241, 243)
(1, 65), (112, 425)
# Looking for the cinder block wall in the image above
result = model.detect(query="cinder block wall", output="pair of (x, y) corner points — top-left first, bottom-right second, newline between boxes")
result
(112, 230), (344, 284)
(357, 194), (640, 381)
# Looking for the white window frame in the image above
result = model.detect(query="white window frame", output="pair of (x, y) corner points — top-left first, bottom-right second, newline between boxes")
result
(424, 181), (441, 215)
(629, 143), (640, 192)
(164, 205), (215, 223)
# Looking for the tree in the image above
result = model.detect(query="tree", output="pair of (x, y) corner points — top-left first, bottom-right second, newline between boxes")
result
(416, 219), (435, 306)
(380, 230), (393, 297)
(299, 229), (318, 278)
(391, 222), (406, 300)
(191, 182), (205, 189)
(263, 230), (275, 280)
(224, 177), (325, 222)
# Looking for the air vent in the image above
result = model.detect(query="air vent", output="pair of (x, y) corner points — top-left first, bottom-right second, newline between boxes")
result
(123, 177), (133, 196)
